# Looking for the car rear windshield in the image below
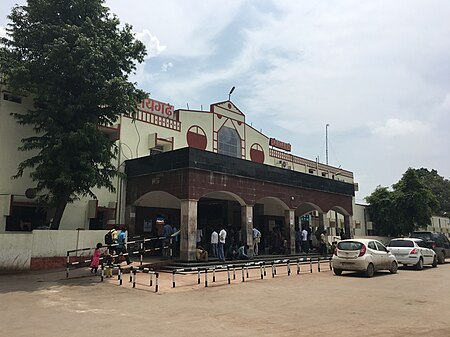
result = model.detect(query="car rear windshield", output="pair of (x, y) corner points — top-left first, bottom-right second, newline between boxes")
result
(389, 240), (414, 247)
(337, 241), (363, 250)
(410, 232), (432, 240)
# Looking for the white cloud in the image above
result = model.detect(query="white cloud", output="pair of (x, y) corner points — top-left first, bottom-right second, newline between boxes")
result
(161, 62), (173, 72)
(135, 29), (166, 59)
(370, 119), (428, 138)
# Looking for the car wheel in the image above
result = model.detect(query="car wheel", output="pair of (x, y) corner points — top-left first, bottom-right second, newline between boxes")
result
(437, 252), (445, 264)
(389, 261), (398, 274)
(333, 268), (342, 276)
(432, 255), (438, 268)
(365, 263), (374, 278)
(415, 257), (423, 270)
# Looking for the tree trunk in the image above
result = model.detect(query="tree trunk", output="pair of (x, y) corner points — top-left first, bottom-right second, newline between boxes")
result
(50, 190), (71, 230)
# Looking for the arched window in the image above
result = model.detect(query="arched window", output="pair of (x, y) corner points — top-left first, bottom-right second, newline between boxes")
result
(218, 126), (240, 158)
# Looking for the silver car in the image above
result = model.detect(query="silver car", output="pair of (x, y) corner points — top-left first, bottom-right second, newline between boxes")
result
(332, 239), (398, 277)
(388, 238), (437, 269)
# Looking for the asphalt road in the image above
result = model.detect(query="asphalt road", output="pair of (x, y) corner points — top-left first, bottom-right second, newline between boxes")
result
(0, 260), (449, 337)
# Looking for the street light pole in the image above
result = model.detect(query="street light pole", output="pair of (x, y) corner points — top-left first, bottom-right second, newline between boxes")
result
(326, 123), (330, 165)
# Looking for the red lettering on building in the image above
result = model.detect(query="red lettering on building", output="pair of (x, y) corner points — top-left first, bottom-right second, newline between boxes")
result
(269, 138), (291, 152)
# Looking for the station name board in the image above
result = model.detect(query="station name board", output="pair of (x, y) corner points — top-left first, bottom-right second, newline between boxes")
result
(269, 138), (291, 152)
(139, 98), (175, 120)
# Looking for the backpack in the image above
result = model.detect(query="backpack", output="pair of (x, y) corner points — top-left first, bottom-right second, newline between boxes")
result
(105, 231), (113, 245)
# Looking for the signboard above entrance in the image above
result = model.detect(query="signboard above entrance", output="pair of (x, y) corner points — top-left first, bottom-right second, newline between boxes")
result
(269, 138), (291, 152)
(139, 98), (175, 120)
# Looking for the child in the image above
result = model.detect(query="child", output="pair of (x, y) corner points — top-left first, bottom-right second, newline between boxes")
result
(90, 242), (102, 274)
(104, 249), (113, 278)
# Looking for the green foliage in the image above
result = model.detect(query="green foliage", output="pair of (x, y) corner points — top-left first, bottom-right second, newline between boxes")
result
(0, 0), (147, 229)
(365, 168), (440, 236)
(414, 168), (450, 216)
(365, 186), (397, 236)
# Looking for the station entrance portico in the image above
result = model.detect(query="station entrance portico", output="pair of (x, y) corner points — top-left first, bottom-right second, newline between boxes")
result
(125, 147), (354, 262)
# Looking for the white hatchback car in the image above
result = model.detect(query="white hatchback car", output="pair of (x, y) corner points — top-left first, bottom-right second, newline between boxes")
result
(388, 238), (437, 269)
(332, 239), (398, 277)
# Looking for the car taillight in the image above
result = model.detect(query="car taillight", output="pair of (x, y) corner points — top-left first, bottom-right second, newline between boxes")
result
(334, 248), (337, 256)
(358, 244), (366, 257)
(410, 248), (418, 254)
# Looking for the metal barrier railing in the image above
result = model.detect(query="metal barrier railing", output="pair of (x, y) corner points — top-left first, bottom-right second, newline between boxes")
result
(65, 236), (171, 278)
(115, 256), (332, 293)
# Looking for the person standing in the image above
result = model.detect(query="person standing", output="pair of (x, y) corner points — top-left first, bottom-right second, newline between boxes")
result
(320, 231), (327, 255)
(172, 224), (180, 257)
(252, 227), (261, 256)
(295, 228), (302, 253)
(301, 227), (309, 254)
(116, 228), (131, 265)
(90, 242), (102, 273)
(162, 222), (172, 258)
(218, 227), (227, 261)
(210, 229), (218, 258)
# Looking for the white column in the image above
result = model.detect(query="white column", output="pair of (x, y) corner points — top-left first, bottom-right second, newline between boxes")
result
(241, 205), (254, 255)
(180, 199), (198, 262)
(285, 209), (295, 254)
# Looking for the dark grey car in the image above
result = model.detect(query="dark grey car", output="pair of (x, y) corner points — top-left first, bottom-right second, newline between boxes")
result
(410, 231), (450, 264)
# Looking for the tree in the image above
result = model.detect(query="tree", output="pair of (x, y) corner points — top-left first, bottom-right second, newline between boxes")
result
(0, 0), (147, 229)
(365, 168), (439, 236)
(414, 168), (450, 216)
(392, 168), (438, 235)
(365, 186), (398, 236)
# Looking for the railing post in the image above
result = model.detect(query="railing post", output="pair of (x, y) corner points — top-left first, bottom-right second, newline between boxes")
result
(297, 258), (300, 275)
(263, 261), (266, 277)
(66, 251), (70, 279)
(150, 271), (153, 287)
(172, 270), (176, 288)
(205, 268), (208, 287)
(197, 269), (201, 285)
(310, 258), (313, 273)
(287, 260), (291, 276)
(260, 263), (263, 279)
(241, 266), (245, 282)
(227, 266), (231, 284)
(129, 266), (133, 283)
(140, 242), (143, 266)
(213, 266), (216, 283)
(119, 267), (123, 285)
(272, 262), (275, 278)
(318, 257), (321, 272)
(155, 272), (159, 293)
(101, 263), (104, 282)
(132, 269), (136, 288)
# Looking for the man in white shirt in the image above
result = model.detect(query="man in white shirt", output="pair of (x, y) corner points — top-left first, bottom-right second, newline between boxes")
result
(252, 227), (261, 256)
(301, 227), (309, 254)
(210, 229), (218, 258)
(218, 228), (227, 261)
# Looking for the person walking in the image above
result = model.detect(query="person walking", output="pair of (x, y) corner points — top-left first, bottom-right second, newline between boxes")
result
(116, 228), (131, 265)
(104, 249), (113, 278)
(252, 227), (261, 256)
(218, 227), (227, 261)
(90, 242), (102, 273)
(210, 229), (218, 258)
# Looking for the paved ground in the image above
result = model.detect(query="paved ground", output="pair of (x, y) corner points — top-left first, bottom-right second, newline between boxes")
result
(0, 259), (449, 337)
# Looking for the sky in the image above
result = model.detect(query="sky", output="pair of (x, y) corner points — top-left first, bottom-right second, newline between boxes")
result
(1, 0), (450, 203)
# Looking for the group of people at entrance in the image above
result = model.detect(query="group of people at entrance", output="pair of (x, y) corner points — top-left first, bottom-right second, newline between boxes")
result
(295, 227), (311, 254)
(203, 226), (262, 262)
